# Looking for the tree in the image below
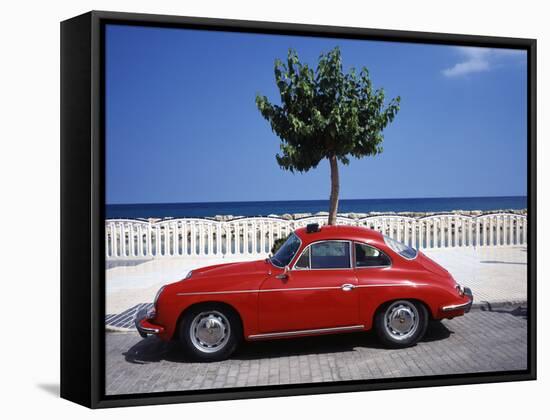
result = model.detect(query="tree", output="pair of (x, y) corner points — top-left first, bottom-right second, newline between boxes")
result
(256, 47), (401, 224)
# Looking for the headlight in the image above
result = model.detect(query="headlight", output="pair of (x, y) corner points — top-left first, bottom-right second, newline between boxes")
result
(146, 306), (156, 319)
(455, 284), (465, 296)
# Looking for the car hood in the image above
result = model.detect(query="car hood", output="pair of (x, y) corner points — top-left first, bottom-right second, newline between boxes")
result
(191, 259), (269, 279)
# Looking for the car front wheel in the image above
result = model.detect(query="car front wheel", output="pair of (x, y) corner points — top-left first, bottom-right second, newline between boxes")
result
(180, 305), (241, 362)
(375, 300), (428, 348)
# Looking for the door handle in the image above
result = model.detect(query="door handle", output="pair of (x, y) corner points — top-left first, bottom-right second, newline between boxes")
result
(275, 266), (290, 280)
(341, 283), (355, 291)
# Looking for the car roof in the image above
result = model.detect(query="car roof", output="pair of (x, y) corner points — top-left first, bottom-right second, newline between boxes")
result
(294, 224), (385, 245)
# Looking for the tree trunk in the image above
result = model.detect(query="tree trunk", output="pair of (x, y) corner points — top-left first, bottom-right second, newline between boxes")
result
(328, 155), (340, 225)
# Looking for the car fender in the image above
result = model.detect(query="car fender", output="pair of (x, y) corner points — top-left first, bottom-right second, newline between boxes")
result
(358, 281), (460, 330)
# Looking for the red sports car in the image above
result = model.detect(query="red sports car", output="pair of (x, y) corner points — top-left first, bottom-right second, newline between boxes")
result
(136, 224), (472, 361)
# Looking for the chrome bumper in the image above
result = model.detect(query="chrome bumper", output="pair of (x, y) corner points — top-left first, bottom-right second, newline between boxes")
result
(442, 287), (473, 313)
(135, 308), (161, 338)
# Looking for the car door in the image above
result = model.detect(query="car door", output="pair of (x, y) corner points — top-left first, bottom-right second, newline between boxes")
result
(258, 240), (360, 333)
(353, 241), (395, 322)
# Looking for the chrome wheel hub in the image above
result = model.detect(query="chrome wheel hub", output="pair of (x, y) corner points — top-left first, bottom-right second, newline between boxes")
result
(190, 311), (230, 353)
(384, 301), (419, 340)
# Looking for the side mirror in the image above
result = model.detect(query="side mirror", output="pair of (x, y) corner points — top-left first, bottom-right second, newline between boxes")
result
(275, 265), (290, 280)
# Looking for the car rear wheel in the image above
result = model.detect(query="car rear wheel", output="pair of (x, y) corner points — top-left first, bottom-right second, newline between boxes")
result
(374, 300), (428, 348)
(180, 304), (241, 362)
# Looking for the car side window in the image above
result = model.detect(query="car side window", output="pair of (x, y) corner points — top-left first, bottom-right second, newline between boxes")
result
(294, 247), (310, 269)
(310, 241), (351, 269)
(355, 243), (391, 268)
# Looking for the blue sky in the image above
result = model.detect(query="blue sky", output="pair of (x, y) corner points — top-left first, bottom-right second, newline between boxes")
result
(105, 24), (527, 204)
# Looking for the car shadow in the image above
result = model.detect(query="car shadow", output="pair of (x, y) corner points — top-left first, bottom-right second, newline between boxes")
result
(234, 331), (382, 360)
(123, 337), (188, 364)
(423, 320), (453, 342)
(233, 323), (451, 360)
(123, 321), (452, 364)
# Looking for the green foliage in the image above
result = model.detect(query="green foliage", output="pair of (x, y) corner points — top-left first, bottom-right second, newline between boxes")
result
(255, 47), (401, 172)
(271, 234), (289, 254)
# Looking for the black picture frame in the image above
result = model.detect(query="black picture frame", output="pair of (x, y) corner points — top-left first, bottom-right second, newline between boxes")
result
(60, 10), (537, 409)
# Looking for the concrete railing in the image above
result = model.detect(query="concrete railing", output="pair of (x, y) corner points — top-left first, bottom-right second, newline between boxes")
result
(105, 213), (527, 260)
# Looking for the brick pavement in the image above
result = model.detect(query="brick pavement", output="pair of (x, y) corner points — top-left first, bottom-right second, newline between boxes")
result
(105, 308), (528, 395)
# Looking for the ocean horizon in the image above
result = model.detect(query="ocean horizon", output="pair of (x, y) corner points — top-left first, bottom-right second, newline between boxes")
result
(106, 196), (527, 219)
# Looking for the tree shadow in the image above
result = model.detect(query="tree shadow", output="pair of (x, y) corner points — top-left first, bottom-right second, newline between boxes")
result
(479, 260), (526, 265)
(482, 305), (528, 320)
(123, 321), (452, 364)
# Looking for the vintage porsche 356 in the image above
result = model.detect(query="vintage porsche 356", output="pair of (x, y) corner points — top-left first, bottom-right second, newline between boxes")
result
(136, 224), (472, 361)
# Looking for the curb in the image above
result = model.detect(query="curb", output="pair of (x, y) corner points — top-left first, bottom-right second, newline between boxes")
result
(471, 300), (527, 311)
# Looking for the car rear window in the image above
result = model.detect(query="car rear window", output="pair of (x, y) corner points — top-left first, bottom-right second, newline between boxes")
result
(355, 243), (391, 267)
(383, 235), (418, 259)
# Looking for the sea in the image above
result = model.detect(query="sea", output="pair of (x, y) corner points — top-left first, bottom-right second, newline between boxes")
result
(106, 196), (527, 219)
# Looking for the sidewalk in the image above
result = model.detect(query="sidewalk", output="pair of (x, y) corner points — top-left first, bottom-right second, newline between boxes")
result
(105, 246), (527, 329)
(423, 246), (527, 306)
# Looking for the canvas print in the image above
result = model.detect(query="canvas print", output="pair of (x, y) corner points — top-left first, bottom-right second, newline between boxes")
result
(104, 24), (528, 395)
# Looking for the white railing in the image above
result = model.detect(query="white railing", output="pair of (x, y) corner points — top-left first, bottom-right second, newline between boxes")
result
(105, 213), (528, 260)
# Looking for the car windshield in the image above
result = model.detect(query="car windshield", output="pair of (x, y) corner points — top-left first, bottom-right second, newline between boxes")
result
(383, 235), (418, 259)
(270, 233), (301, 268)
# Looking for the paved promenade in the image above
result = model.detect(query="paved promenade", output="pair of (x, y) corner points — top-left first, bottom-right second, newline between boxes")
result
(423, 246), (527, 304)
(106, 309), (527, 395)
(105, 246), (527, 329)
